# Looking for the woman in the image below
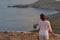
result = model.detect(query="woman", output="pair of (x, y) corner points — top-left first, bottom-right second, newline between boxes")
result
(36, 13), (57, 40)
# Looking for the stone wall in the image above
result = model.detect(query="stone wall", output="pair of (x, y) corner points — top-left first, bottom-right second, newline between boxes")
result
(0, 31), (60, 40)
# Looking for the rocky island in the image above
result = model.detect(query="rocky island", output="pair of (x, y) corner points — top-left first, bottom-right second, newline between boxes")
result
(8, 4), (29, 8)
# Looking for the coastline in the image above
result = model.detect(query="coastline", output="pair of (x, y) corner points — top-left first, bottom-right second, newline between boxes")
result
(8, 1), (60, 11)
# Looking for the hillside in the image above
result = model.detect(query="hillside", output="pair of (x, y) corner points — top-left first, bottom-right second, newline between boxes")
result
(29, 0), (60, 11)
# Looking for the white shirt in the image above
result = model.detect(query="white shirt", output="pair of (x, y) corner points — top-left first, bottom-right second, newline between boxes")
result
(36, 20), (52, 36)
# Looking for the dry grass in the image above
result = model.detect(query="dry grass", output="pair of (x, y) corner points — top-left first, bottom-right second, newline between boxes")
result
(0, 31), (60, 40)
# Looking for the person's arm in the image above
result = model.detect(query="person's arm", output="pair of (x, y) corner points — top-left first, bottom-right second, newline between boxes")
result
(31, 24), (39, 32)
(48, 21), (53, 33)
(36, 25), (40, 30)
(31, 24), (40, 33)
(48, 21), (57, 37)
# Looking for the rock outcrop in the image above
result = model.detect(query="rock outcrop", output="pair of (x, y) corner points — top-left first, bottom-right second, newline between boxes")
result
(8, 0), (60, 11)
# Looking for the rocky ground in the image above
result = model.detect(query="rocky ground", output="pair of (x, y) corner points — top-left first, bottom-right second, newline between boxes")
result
(0, 31), (60, 40)
(47, 12), (60, 34)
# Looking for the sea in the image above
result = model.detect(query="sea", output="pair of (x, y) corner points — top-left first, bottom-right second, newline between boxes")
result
(0, 0), (58, 31)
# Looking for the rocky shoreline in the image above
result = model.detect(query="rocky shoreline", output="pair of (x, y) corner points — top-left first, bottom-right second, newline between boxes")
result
(47, 12), (60, 34)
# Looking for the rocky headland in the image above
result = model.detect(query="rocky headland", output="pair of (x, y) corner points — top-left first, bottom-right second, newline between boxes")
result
(8, 0), (60, 11)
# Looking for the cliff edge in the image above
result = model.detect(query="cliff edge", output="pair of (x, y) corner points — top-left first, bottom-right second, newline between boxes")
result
(0, 31), (60, 40)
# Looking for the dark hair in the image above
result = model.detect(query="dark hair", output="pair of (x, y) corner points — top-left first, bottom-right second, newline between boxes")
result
(40, 14), (46, 21)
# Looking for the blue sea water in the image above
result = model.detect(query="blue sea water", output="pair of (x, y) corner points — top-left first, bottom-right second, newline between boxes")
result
(0, 0), (58, 31)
